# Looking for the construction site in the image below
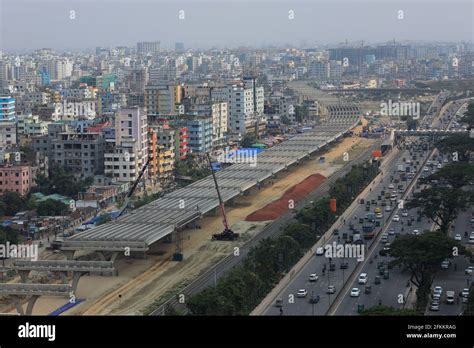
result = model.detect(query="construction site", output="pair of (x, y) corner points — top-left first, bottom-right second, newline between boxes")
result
(0, 115), (377, 315)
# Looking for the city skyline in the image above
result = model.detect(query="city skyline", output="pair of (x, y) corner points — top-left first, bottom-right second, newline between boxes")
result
(1, 0), (472, 53)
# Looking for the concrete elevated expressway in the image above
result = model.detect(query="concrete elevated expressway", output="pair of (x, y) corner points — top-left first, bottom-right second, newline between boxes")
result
(0, 284), (72, 315)
(62, 116), (361, 258)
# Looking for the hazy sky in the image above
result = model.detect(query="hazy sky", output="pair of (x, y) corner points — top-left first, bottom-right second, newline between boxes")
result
(0, 0), (472, 53)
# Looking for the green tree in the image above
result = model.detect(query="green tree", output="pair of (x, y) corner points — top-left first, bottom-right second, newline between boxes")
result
(0, 226), (19, 245)
(388, 232), (465, 313)
(35, 166), (93, 199)
(387, 232), (462, 288)
(461, 101), (474, 127)
(421, 162), (474, 189)
(435, 134), (474, 162)
(0, 192), (26, 216)
(36, 199), (69, 216)
(360, 305), (417, 316)
(407, 187), (472, 234)
(240, 134), (256, 148)
(283, 223), (315, 249)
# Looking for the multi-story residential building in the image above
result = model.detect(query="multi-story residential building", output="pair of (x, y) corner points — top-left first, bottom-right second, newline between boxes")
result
(0, 96), (16, 120)
(104, 107), (149, 183)
(17, 114), (48, 137)
(51, 132), (105, 179)
(0, 122), (17, 150)
(148, 125), (175, 182)
(189, 100), (228, 147)
(0, 165), (37, 196)
(309, 60), (330, 81)
(175, 115), (212, 153)
(145, 84), (183, 114)
(175, 126), (189, 160)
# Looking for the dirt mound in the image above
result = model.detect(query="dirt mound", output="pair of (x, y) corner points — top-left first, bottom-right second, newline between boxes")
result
(245, 173), (326, 221)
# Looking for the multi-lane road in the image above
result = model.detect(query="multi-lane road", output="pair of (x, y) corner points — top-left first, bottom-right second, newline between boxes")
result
(263, 97), (472, 316)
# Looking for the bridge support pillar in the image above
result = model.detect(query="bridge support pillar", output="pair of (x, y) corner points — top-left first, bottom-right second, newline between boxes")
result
(110, 252), (119, 263)
(71, 271), (88, 293)
(18, 270), (30, 283)
(56, 271), (68, 284)
(25, 295), (40, 315)
(64, 250), (75, 260)
(13, 297), (25, 315)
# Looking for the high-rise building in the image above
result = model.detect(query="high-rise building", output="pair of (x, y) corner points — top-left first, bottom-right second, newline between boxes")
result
(137, 41), (160, 55)
(0, 96), (16, 120)
(104, 107), (149, 183)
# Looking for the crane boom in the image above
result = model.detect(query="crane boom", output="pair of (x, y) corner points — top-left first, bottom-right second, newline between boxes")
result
(206, 152), (229, 230)
(117, 156), (152, 217)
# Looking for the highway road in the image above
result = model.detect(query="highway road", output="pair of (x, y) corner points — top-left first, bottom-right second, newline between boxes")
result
(263, 96), (470, 316)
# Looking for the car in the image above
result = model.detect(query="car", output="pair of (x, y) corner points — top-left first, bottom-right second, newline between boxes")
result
(388, 228), (395, 235)
(316, 247), (324, 256)
(392, 215), (400, 222)
(461, 288), (470, 298)
(412, 229), (419, 235)
(358, 273), (368, 284)
(429, 303), (440, 311)
(326, 285), (336, 294)
(385, 205), (391, 212)
(437, 164), (442, 169)
(433, 286), (443, 296)
(376, 212), (383, 219)
(350, 288), (360, 297)
(423, 166), (429, 172)
(380, 235), (388, 243)
(454, 234), (462, 241)
(470, 217), (474, 223)
(441, 260), (449, 269)
(465, 266), (474, 275)
(401, 210), (408, 217)
(309, 274), (319, 282)
(388, 184), (394, 189)
(432, 293), (441, 301)
(297, 289), (308, 298)
(309, 294), (320, 303)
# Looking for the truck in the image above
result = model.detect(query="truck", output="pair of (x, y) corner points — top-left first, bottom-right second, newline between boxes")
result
(446, 291), (455, 304)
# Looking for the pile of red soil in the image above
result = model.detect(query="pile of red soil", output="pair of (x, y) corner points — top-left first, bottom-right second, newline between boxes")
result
(245, 173), (326, 221)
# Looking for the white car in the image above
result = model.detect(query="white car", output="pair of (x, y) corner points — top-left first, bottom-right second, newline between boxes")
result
(309, 274), (319, 282)
(465, 266), (474, 275)
(401, 210), (408, 217)
(388, 184), (394, 189)
(358, 273), (368, 284)
(433, 286), (443, 295)
(316, 247), (324, 256)
(376, 212), (383, 219)
(437, 164), (442, 169)
(385, 206), (392, 212)
(412, 229), (420, 235)
(350, 288), (360, 297)
(388, 228), (395, 235)
(297, 289), (308, 298)
(454, 234), (462, 241)
(423, 166), (429, 172)
(392, 215), (400, 222)
(461, 288), (470, 298)
(441, 260), (449, 269)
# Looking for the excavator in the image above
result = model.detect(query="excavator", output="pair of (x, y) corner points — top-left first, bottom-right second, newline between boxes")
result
(205, 152), (239, 241)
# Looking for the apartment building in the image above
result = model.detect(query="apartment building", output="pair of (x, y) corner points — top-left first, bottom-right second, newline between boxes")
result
(0, 165), (37, 196)
(104, 107), (148, 184)
(145, 84), (183, 114)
